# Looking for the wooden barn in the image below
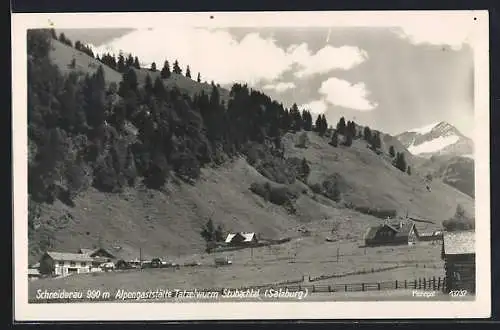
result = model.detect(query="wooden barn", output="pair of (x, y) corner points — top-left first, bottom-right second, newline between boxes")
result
(441, 231), (475, 294)
(364, 222), (419, 247)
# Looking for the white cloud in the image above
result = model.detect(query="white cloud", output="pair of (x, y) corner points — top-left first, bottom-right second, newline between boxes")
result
(291, 45), (368, 78)
(91, 28), (368, 85)
(394, 16), (475, 50)
(300, 99), (329, 115)
(319, 77), (378, 111)
(262, 82), (296, 92)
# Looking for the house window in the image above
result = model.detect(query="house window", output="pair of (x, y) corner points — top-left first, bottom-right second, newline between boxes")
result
(81, 262), (86, 267)
(58, 261), (64, 266)
(70, 261), (76, 267)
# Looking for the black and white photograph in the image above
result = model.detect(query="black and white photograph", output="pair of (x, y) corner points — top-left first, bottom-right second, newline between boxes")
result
(12, 11), (490, 320)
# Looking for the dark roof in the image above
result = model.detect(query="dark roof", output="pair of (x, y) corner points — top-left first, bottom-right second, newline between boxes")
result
(78, 248), (94, 255)
(443, 231), (475, 255)
(394, 223), (416, 238)
(364, 226), (381, 240)
(364, 222), (415, 241)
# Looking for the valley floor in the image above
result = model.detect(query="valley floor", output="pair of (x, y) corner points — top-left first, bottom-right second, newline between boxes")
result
(29, 233), (447, 303)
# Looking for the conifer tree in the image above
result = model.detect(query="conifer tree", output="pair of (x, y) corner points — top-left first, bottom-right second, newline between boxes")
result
(150, 62), (157, 72)
(186, 65), (192, 78)
(161, 60), (171, 78)
(363, 126), (372, 141)
(197, 72), (201, 83)
(134, 56), (141, 69)
(315, 115), (322, 132)
(126, 54), (134, 68)
(389, 145), (396, 157)
(144, 74), (153, 97)
(117, 53), (126, 72)
(343, 131), (353, 146)
(337, 117), (346, 135)
(153, 76), (166, 99)
(330, 131), (339, 147)
(50, 28), (57, 39)
(173, 60), (182, 75)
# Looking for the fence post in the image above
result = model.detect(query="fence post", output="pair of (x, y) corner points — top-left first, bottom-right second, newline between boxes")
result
(395, 280), (398, 289)
(328, 285), (331, 292)
(378, 283), (381, 290)
(344, 284), (347, 292)
(438, 277), (441, 290)
(404, 280), (407, 289)
(362, 283), (365, 291)
(312, 285), (315, 293)
(424, 278), (427, 289)
(414, 279), (417, 289)
(433, 276), (436, 290)
(418, 278), (421, 289)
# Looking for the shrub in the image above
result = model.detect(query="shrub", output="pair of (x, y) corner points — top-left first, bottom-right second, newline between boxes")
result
(442, 204), (474, 231)
(249, 181), (298, 206)
(295, 132), (309, 148)
(347, 204), (397, 219)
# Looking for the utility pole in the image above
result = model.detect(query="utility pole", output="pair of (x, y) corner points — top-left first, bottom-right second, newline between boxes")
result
(139, 247), (142, 270)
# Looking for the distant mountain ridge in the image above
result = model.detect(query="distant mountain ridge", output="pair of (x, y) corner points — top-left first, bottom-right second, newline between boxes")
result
(395, 121), (473, 159)
(396, 122), (474, 198)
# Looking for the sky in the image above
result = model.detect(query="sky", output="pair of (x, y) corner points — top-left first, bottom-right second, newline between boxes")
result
(59, 22), (475, 138)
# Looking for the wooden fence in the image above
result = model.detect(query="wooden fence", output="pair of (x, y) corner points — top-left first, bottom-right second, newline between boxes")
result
(237, 276), (446, 294)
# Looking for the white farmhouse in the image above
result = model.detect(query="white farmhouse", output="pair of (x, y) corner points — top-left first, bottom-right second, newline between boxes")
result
(39, 251), (95, 277)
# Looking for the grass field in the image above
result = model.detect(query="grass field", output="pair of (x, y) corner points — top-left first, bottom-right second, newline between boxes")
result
(29, 232), (445, 302)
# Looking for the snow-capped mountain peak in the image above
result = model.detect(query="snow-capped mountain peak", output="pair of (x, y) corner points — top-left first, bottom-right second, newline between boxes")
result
(395, 121), (473, 158)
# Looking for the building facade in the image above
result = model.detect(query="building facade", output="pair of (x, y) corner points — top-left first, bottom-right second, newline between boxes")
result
(442, 231), (475, 294)
(39, 252), (95, 277)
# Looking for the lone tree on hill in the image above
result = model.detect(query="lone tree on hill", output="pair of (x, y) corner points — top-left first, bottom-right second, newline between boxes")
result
(150, 62), (157, 72)
(389, 145), (396, 157)
(161, 60), (171, 78)
(185, 65), (192, 78)
(201, 218), (216, 243)
(197, 72), (201, 83)
(173, 60), (182, 74)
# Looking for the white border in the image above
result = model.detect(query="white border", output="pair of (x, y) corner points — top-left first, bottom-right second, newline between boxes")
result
(12, 11), (490, 321)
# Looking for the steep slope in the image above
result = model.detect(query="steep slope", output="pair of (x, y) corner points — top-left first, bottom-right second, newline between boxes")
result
(395, 121), (473, 158)
(416, 155), (475, 198)
(282, 132), (474, 222)
(48, 39), (123, 85)
(30, 131), (475, 264)
(49, 38), (231, 101)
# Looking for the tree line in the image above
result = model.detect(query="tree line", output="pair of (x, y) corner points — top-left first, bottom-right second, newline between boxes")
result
(27, 29), (331, 207)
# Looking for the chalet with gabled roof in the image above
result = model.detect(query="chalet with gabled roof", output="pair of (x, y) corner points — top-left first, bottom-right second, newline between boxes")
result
(364, 221), (419, 247)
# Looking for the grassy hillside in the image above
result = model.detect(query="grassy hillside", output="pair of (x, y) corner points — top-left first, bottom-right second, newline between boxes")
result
(28, 30), (474, 266)
(49, 38), (231, 101)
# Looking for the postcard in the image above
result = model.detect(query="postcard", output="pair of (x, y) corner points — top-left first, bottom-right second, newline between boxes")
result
(12, 10), (490, 320)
